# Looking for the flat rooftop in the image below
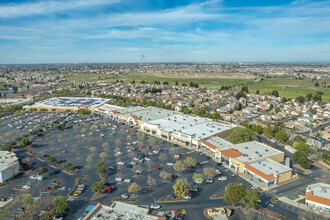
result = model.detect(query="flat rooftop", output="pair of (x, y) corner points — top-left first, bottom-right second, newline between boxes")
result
(83, 202), (164, 220)
(224, 141), (282, 163)
(114, 106), (146, 115)
(33, 97), (109, 108)
(95, 104), (124, 112)
(203, 136), (233, 149)
(125, 107), (181, 122)
(246, 158), (291, 176)
(146, 114), (235, 140)
(307, 183), (330, 200)
(0, 151), (19, 172)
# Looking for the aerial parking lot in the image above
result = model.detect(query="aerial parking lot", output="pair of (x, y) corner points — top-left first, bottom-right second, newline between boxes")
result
(0, 111), (255, 219)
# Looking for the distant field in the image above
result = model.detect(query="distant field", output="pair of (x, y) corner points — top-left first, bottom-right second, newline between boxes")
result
(105, 72), (255, 87)
(236, 78), (330, 101)
(65, 73), (109, 82)
(64, 73), (330, 101)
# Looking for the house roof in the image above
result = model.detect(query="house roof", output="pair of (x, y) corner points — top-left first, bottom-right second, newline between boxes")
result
(220, 149), (244, 158)
(131, 115), (138, 120)
(202, 141), (217, 150)
(305, 191), (330, 207)
(244, 164), (276, 182)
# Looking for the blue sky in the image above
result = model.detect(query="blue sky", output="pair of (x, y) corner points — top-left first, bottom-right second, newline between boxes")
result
(0, 0), (330, 63)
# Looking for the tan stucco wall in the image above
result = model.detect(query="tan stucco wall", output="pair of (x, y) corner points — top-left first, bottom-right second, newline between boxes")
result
(268, 152), (284, 163)
(276, 170), (292, 184)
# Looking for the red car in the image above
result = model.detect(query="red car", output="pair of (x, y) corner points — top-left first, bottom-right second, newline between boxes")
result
(154, 167), (160, 171)
(44, 187), (51, 191)
(137, 145), (143, 149)
(104, 188), (112, 192)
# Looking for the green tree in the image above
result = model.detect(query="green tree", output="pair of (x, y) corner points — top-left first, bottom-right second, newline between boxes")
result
(23, 193), (33, 207)
(229, 127), (257, 144)
(203, 167), (217, 179)
(264, 125), (275, 137)
(47, 156), (56, 163)
(5, 132), (12, 138)
(92, 181), (104, 193)
(192, 173), (204, 184)
(20, 137), (32, 147)
(128, 183), (141, 196)
(86, 155), (93, 167)
(173, 161), (186, 174)
(60, 161), (72, 168)
(136, 131), (145, 140)
(89, 146), (96, 154)
(159, 171), (171, 182)
(173, 181), (187, 198)
(53, 196), (69, 214)
(241, 188), (260, 208)
(80, 128), (87, 133)
(99, 152), (107, 161)
(181, 106), (190, 114)
(39, 167), (48, 174)
(115, 139), (122, 147)
(184, 157), (197, 170)
(274, 130), (287, 143)
(224, 183), (245, 206)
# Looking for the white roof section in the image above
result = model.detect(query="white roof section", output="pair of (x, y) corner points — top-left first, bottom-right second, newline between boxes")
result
(247, 158), (291, 176)
(125, 107), (180, 122)
(0, 151), (19, 172)
(32, 97), (109, 108)
(225, 141), (282, 163)
(308, 183), (330, 200)
(115, 106), (146, 114)
(85, 202), (150, 220)
(147, 114), (235, 140)
(204, 136), (233, 149)
(96, 103), (124, 112)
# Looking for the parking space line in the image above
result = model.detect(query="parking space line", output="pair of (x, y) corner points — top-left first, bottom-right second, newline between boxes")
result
(200, 161), (208, 164)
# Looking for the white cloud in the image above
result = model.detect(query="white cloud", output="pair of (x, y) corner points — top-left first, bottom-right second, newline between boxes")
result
(0, 0), (120, 18)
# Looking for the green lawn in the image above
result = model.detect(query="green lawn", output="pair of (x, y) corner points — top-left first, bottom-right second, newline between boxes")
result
(236, 78), (330, 101)
(65, 73), (109, 82)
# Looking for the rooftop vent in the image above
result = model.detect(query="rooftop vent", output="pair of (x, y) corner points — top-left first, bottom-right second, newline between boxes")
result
(321, 188), (327, 193)
(269, 167), (272, 170)
(258, 161), (261, 164)
(255, 151), (259, 154)
(265, 149), (269, 152)
(248, 158), (252, 160)
(245, 146), (249, 149)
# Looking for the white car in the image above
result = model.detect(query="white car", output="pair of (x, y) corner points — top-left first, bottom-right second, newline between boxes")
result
(145, 157), (150, 161)
(117, 161), (125, 165)
(183, 195), (192, 199)
(218, 176), (228, 181)
(115, 177), (123, 182)
(121, 194), (129, 199)
(129, 161), (137, 165)
(135, 170), (142, 174)
(153, 150), (159, 154)
(23, 185), (31, 189)
(148, 152), (154, 156)
(116, 152), (123, 155)
(205, 179), (214, 183)
(231, 173), (237, 177)
(167, 162), (173, 166)
(127, 149), (132, 152)
(150, 204), (161, 209)
(124, 179), (131, 183)
(251, 185), (259, 189)
(215, 169), (221, 175)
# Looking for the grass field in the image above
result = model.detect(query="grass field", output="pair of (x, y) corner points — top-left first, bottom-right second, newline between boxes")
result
(64, 72), (330, 101)
(236, 78), (330, 101)
(105, 72), (255, 87)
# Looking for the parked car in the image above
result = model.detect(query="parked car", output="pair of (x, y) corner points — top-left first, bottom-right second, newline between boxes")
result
(215, 169), (221, 175)
(218, 176), (228, 181)
(115, 177), (123, 182)
(121, 194), (129, 199)
(167, 162), (174, 166)
(23, 185), (31, 189)
(251, 185), (259, 189)
(44, 187), (51, 191)
(117, 161), (125, 165)
(135, 170), (142, 174)
(150, 204), (161, 209)
(154, 167), (160, 171)
(124, 179), (131, 183)
(183, 195), (191, 199)
(205, 179), (214, 183)
(189, 188), (198, 192)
